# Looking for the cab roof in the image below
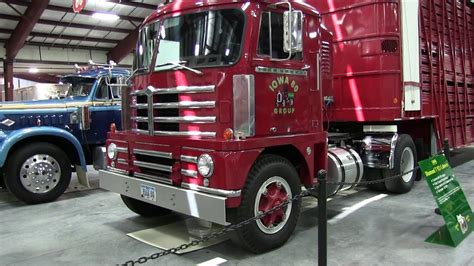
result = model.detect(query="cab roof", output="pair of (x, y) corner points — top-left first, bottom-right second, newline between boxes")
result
(143, 0), (320, 25)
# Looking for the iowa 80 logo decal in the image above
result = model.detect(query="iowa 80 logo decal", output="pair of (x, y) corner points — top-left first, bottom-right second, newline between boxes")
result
(269, 76), (300, 115)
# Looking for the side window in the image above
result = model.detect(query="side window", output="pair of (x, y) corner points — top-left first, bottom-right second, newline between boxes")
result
(258, 12), (302, 60)
(110, 78), (121, 100)
(95, 80), (109, 100)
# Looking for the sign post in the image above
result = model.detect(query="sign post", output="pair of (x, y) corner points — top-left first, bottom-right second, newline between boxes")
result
(418, 155), (473, 247)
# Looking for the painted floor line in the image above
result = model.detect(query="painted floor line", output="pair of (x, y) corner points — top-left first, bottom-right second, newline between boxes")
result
(328, 194), (388, 224)
(197, 257), (228, 266)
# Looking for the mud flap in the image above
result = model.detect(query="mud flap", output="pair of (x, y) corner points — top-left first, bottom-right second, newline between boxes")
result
(76, 165), (90, 188)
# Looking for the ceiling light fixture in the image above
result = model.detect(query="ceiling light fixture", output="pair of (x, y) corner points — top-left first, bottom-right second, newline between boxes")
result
(92, 12), (120, 21)
(28, 67), (39, 73)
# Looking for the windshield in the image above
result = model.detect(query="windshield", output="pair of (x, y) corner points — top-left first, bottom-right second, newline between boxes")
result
(61, 77), (96, 97)
(135, 9), (245, 72)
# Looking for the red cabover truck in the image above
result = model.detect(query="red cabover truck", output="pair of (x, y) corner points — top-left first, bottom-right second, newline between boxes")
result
(99, 0), (474, 252)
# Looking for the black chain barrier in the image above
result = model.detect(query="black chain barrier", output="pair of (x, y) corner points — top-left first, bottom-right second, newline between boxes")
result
(121, 165), (422, 266)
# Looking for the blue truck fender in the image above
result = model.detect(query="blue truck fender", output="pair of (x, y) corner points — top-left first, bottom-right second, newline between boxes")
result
(0, 127), (89, 186)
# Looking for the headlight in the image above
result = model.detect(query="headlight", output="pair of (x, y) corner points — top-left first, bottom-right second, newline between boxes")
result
(197, 154), (214, 177)
(107, 143), (117, 160)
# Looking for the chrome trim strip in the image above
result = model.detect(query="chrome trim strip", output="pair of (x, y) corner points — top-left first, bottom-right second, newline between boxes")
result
(153, 101), (216, 109)
(154, 116), (216, 123)
(132, 129), (149, 135)
(154, 131), (216, 138)
(131, 103), (148, 109)
(255, 66), (307, 76)
(180, 155), (198, 164)
(134, 160), (173, 173)
(181, 169), (198, 178)
(134, 172), (173, 185)
(117, 159), (128, 165)
(133, 148), (173, 159)
(131, 116), (148, 123)
(181, 182), (241, 198)
(107, 167), (128, 175)
(116, 147), (128, 153)
(132, 85), (215, 95)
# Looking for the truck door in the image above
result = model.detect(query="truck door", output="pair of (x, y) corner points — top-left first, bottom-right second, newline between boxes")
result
(252, 10), (309, 136)
(88, 77), (121, 145)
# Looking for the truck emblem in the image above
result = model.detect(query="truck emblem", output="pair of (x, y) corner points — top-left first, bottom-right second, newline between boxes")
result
(269, 76), (299, 115)
(1, 118), (15, 127)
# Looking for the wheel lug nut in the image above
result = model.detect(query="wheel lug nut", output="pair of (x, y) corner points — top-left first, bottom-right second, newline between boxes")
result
(263, 189), (268, 196)
(276, 182), (282, 188)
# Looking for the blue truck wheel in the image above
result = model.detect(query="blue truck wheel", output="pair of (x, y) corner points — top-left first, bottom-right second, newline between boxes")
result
(4, 142), (72, 204)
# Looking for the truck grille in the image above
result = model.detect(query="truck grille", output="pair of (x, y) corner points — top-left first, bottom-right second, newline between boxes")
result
(130, 86), (217, 137)
(133, 148), (174, 184)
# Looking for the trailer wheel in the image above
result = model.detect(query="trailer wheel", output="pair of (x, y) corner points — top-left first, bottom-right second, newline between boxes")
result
(121, 195), (171, 217)
(4, 142), (71, 204)
(365, 168), (386, 191)
(234, 155), (301, 253)
(383, 134), (417, 194)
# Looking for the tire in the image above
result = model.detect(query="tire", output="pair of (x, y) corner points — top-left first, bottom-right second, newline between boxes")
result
(383, 134), (417, 194)
(4, 142), (72, 204)
(365, 168), (386, 191)
(233, 155), (301, 253)
(121, 195), (171, 217)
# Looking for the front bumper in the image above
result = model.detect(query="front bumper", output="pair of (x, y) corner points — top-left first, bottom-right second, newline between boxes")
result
(99, 169), (229, 225)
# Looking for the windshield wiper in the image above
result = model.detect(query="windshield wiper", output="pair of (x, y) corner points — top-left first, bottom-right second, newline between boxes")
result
(156, 61), (203, 76)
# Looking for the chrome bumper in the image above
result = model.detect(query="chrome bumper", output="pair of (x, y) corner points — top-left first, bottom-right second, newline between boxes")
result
(99, 170), (228, 225)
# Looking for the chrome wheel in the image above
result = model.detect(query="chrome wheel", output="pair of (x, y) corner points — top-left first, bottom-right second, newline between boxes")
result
(254, 176), (292, 235)
(19, 154), (61, 194)
(400, 147), (415, 183)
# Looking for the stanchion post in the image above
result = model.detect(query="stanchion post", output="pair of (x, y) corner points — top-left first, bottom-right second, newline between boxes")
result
(317, 170), (327, 266)
(443, 139), (451, 164)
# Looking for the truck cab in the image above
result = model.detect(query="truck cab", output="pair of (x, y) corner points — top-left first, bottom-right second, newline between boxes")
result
(0, 65), (129, 204)
(100, 1), (331, 252)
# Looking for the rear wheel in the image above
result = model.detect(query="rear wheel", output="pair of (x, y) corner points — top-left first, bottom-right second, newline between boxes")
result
(121, 195), (171, 217)
(383, 134), (417, 194)
(233, 155), (301, 253)
(4, 142), (72, 204)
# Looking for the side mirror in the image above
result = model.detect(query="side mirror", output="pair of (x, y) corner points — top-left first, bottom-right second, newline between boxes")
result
(283, 11), (303, 53)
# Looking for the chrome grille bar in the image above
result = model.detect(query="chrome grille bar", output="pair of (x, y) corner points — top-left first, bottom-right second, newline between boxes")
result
(131, 117), (148, 123)
(153, 101), (216, 109)
(134, 172), (173, 185)
(134, 160), (173, 173)
(116, 147), (128, 153)
(180, 155), (197, 163)
(133, 148), (172, 159)
(131, 103), (148, 109)
(154, 116), (216, 123)
(181, 169), (198, 178)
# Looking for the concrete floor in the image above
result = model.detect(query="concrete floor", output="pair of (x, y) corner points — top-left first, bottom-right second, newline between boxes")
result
(1, 148), (473, 266)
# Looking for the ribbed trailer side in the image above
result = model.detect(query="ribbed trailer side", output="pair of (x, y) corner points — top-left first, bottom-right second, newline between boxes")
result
(419, 0), (474, 148)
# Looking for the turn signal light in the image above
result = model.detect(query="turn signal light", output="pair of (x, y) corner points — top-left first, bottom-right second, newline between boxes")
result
(224, 128), (234, 141)
(110, 123), (117, 133)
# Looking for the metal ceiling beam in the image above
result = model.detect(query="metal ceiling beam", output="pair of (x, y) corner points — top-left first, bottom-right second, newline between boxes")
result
(4, 0), (49, 101)
(0, 29), (119, 44)
(0, 14), (133, 34)
(107, 28), (139, 63)
(0, 0), (144, 23)
(0, 39), (112, 51)
(5, 1), (49, 59)
(104, 0), (157, 10)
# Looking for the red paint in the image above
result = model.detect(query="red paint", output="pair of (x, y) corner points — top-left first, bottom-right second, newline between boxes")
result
(258, 183), (288, 226)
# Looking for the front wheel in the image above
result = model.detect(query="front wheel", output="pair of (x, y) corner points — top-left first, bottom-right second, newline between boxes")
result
(233, 155), (301, 253)
(4, 142), (72, 204)
(121, 195), (171, 217)
(383, 134), (417, 194)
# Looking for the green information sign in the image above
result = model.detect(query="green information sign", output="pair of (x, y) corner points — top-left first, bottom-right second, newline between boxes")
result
(418, 155), (473, 247)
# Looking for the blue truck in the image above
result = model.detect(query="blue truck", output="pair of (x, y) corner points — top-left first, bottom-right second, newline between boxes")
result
(0, 66), (129, 204)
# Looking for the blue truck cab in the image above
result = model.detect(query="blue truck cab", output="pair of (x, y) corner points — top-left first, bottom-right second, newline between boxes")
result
(0, 66), (129, 204)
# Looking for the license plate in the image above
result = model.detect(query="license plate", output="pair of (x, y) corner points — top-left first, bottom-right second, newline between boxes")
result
(140, 184), (156, 201)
